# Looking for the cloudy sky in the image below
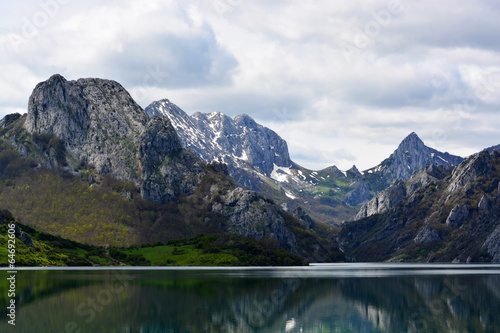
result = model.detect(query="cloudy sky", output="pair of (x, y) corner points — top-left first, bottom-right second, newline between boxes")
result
(1, 0), (500, 170)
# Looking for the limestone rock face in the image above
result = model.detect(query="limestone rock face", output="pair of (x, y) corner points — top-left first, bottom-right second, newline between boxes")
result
(354, 164), (450, 221)
(446, 204), (469, 228)
(145, 99), (292, 178)
(212, 187), (298, 253)
(483, 225), (500, 262)
(25, 74), (148, 183)
(345, 181), (371, 206)
(478, 195), (489, 211)
(137, 117), (206, 203)
(414, 224), (441, 244)
(23, 74), (206, 203)
(354, 180), (407, 220)
(447, 151), (493, 193)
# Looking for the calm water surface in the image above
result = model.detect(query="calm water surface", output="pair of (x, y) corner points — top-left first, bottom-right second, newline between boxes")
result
(1, 263), (500, 332)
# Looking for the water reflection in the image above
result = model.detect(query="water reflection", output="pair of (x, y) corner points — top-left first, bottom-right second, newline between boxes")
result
(0, 265), (499, 332)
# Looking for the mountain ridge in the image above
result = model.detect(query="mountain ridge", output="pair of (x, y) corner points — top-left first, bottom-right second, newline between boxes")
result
(145, 99), (467, 225)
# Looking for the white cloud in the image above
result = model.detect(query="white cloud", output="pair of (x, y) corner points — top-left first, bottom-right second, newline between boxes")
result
(1, 0), (500, 170)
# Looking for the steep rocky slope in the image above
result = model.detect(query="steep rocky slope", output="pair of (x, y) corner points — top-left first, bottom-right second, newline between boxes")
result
(339, 150), (500, 262)
(0, 74), (341, 262)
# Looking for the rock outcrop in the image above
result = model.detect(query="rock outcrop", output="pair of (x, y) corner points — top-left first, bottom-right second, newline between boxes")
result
(483, 225), (500, 262)
(478, 195), (489, 211)
(447, 150), (492, 193)
(414, 224), (441, 244)
(212, 187), (298, 253)
(345, 181), (371, 206)
(446, 204), (469, 228)
(354, 180), (406, 219)
(354, 164), (451, 220)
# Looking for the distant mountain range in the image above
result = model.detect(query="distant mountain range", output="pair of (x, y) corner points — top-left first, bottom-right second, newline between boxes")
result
(2, 74), (499, 263)
(145, 99), (464, 224)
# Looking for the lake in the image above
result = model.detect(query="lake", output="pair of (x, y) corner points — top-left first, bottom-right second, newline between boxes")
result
(1, 264), (500, 332)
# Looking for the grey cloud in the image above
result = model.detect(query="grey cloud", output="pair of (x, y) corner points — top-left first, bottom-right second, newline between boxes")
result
(103, 26), (238, 90)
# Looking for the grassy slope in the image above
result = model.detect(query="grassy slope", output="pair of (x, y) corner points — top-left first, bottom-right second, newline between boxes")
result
(0, 221), (119, 266)
(0, 217), (306, 267)
(122, 234), (306, 266)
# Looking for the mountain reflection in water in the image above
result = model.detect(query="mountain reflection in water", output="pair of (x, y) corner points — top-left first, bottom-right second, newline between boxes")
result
(1, 264), (500, 332)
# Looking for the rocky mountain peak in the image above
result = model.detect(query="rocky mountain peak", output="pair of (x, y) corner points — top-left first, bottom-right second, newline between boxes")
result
(347, 165), (361, 176)
(24, 74), (148, 181)
(145, 99), (292, 178)
(22, 74), (208, 204)
(397, 132), (425, 151)
(363, 132), (464, 188)
(233, 114), (258, 128)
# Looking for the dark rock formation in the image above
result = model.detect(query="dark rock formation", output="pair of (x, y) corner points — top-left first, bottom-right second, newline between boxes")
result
(345, 181), (372, 206)
(478, 195), (489, 211)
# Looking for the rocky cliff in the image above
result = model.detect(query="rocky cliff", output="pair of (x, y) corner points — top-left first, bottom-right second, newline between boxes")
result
(355, 164), (453, 220)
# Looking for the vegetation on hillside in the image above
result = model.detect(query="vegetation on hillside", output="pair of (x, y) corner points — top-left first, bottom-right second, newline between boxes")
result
(0, 211), (306, 267)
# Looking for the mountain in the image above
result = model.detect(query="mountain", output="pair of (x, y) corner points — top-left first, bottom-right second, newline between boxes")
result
(0, 74), (343, 263)
(487, 143), (500, 152)
(145, 99), (292, 188)
(355, 133), (464, 220)
(24, 74), (207, 204)
(146, 100), (467, 225)
(338, 149), (500, 263)
(145, 99), (364, 224)
(362, 132), (464, 191)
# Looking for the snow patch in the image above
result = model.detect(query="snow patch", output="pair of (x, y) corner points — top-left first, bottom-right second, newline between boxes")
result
(437, 155), (448, 163)
(270, 164), (292, 183)
(341, 170), (347, 177)
(285, 318), (296, 332)
(285, 191), (296, 200)
(237, 150), (249, 161)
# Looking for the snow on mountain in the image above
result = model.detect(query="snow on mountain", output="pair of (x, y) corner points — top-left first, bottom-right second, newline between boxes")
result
(145, 99), (294, 187)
